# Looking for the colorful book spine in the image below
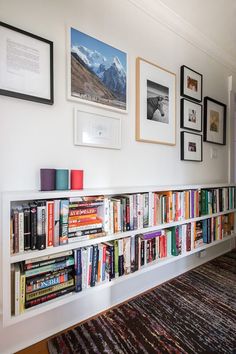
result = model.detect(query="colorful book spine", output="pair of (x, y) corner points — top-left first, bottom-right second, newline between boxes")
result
(36, 201), (46, 250)
(25, 257), (75, 277)
(74, 249), (82, 292)
(46, 201), (54, 247)
(59, 200), (69, 245)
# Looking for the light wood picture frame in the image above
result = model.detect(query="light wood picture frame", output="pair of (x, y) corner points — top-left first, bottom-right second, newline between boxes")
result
(136, 57), (176, 145)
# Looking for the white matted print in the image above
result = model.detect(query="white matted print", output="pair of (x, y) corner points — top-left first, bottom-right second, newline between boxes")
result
(180, 65), (202, 102)
(136, 57), (176, 145)
(74, 109), (121, 149)
(68, 27), (127, 113)
(181, 131), (202, 162)
(181, 98), (202, 132)
(204, 96), (226, 145)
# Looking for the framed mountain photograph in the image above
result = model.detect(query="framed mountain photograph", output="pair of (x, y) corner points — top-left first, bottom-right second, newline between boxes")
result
(67, 27), (127, 112)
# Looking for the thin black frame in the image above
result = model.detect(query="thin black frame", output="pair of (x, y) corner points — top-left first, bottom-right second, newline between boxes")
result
(203, 96), (226, 145)
(180, 65), (203, 103)
(181, 131), (203, 162)
(0, 21), (54, 105)
(180, 98), (202, 132)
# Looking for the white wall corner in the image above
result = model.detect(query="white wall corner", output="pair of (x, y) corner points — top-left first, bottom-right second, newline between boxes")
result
(128, 0), (236, 73)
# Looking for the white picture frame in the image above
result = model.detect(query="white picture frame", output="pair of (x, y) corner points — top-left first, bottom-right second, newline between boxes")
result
(136, 57), (176, 145)
(74, 109), (122, 149)
(67, 26), (128, 113)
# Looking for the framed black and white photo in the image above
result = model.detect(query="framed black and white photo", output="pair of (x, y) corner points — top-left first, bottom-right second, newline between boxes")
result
(181, 98), (202, 132)
(204, 97), (226, 145)
(180, 65), (202, 102)
(181, 131), (202, 162)
(136, 57), (176, 145)
(0, 21), (53, 104)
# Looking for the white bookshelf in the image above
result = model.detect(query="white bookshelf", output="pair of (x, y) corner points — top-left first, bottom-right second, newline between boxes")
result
(1, 183), (236, 326)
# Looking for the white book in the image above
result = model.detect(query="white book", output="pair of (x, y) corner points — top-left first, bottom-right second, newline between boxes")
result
(123, 237), (131, 274)
(81, 248), (88, 289)
(18, 208), (24, 253)
(103, 197), (110, 233)
(137, 194), (143, 229)
(182, 224), (187, 254)
(149, 192), (154, 227)
(14, 264), (21, 316)
(109, 200), (114, 234)
(129, 195), (134, 230)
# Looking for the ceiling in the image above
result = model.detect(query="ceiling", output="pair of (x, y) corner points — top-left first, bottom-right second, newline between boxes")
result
(159, 0), (236, 59)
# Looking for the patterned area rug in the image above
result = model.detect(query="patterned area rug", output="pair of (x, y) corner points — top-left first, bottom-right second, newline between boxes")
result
(48, 250), (236, 354)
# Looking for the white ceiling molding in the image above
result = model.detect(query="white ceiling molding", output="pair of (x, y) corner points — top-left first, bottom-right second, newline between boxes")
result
(128, 0), (236, 73)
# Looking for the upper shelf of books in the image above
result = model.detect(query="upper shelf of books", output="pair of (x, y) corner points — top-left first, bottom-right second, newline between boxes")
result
(2, 182), (236, 202)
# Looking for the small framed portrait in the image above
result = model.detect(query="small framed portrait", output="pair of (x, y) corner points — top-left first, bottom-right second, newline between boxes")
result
(180, 98), (202, 132)
(180, 65), (202, 102)
(204, 97), (226, 145)
(181, 131), (202, 162)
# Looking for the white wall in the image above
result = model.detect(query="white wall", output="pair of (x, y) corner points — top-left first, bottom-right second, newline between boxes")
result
(0, 0), (235, 352)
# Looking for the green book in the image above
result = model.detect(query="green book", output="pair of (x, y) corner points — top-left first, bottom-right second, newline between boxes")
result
(114, 240), (119, 276)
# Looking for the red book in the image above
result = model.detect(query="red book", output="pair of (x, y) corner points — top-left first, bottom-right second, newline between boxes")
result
(47, 201), (54, 247)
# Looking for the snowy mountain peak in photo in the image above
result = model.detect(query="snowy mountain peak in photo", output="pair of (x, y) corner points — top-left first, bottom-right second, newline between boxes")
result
(112, 56), (125, 75)
(71, 45), (107, 70)
(71, 45), (126, 99)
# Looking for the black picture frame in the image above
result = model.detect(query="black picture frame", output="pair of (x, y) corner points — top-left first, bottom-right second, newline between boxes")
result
(180, 65), (202, 102)
(180, 98), (202, 132)
(181, 131), (203, 162)
(204, 96), (226, 145)
(0, 21), (54, 105)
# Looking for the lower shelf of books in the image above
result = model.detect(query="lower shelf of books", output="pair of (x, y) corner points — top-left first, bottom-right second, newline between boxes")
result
(6, 225), (236, 326)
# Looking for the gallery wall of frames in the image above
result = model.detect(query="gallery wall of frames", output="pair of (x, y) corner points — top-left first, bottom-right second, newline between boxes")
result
(0, 20), (227, 163)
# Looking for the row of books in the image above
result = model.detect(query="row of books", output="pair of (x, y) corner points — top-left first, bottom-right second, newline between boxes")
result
(10, 197), (105, 255)
(69, 213), (235, 293)
(11, 250), (75, 315)
(12, 213), (234, 314)
(151, 187), (236, 225)
(10, 187), (235, 255)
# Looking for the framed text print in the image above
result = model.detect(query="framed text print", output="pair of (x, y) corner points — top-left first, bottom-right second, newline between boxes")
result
(204, 96), (226, 145)
(180, 65), (202, 102)
(136, 57), (176, 145)
(0, 21), (53, 104)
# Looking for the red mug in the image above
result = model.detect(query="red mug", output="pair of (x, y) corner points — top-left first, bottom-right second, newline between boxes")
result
(70, 170), (83, 190)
